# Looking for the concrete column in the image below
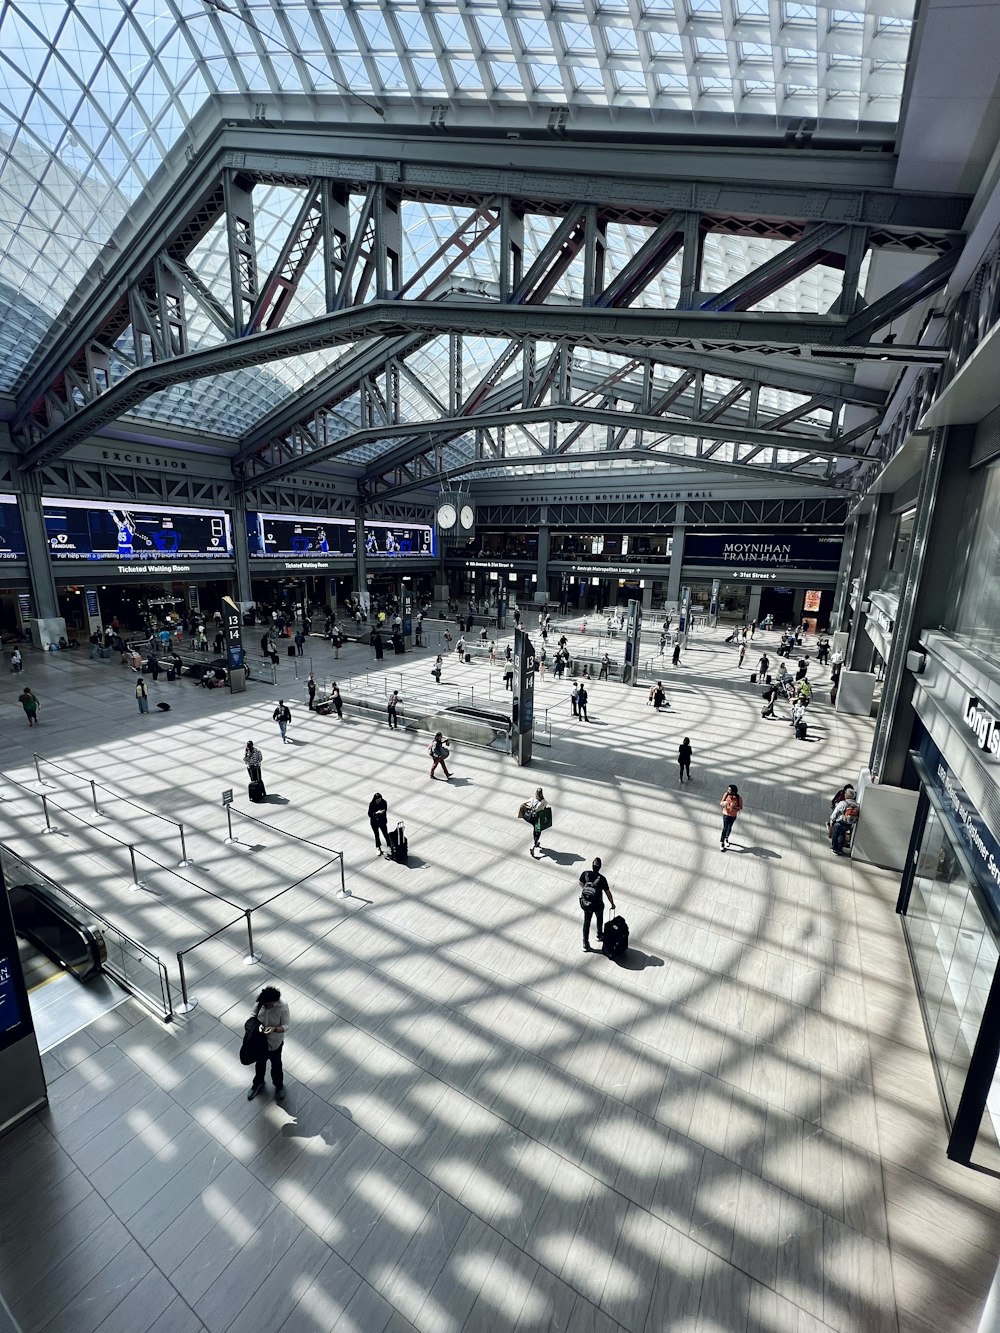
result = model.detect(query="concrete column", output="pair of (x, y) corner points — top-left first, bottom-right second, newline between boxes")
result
(229, 492), (253, 604)
(791, 587), (805, 623)
(641, 581), (654, 612)
(354, 512), (367, 603)
(536, 522), (550, 603)
(666, 514), (685, 605)
(747, 586), (763, 623)
(845, 495), (894, 673)
(871, 425), (975, 785)
(17, 487), (59, 620)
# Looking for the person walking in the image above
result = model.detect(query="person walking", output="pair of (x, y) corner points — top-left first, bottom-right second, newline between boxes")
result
(671, 641), (682, 667)
(757, 652), (770, 679)
(306, 674), (316, 710)
(429, 732), (451, 780)
(148, 655), (160, 683)
(519, 787), (549, 856)
(651, 681), (668, 712)
(135, 677), (149, 714)
(273, 699), (291, 743)
(372, 630), (385, 661)
(678, 737), (692, 783)
(368, 792), (390, 855)
(9, 648), (22, 674)
(578, 682), (589, 722)
(761, 681), (780, 719)
(503, 660), (514, 691)
(578, 857), (615, 952)
(719, 784), (744, 850)
(387, 689), (401, 729)
(658, 633), (667, 657)
(571, 681), (580, 717)
(294, 629), (305, 657)
(599, 653), (610, 681)
(18, 686), (39, 726)
(244, 740), (265, 795)
(738, 642), (746, 669)
(433, 655), (444, 684)
(247, 985), (290, 1102)
(331, 683), (343, 720)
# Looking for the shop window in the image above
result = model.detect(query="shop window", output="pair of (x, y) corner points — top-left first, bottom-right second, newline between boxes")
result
(952, 460), (1000, 658)
(890, 506), (916, 576)
(903, 800), (1000, 1168)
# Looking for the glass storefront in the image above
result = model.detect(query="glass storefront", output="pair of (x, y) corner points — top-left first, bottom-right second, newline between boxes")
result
(951, 458), (1000, 658)
(901, 741), (1000, 1167)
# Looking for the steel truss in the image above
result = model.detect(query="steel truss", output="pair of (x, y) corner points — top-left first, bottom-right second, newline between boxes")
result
(11, 146), (963, 494)
(475, 496), (849, 529)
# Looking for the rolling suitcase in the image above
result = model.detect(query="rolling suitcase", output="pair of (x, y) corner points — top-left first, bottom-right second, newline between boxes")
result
(750, 672), (758, 683)
(248, 780), (266, 803)
(602, 913), (629, 960)
(387, 822), (408, 865)
(287, 645), (296, 657)
(794, 720), (808, 741)
(166, 668), (177, 681)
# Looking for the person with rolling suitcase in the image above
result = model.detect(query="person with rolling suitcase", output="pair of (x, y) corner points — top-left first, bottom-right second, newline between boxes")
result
(244, 740), (266, 801)
(578, 857), (615, 953)
(368, 792), (390, 855)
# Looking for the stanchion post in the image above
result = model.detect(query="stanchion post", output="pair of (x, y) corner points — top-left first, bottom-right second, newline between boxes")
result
(128, 844), (146, 892)
(178, 822), (192, 867)
(338, 854), (348, 898)
(33, 753), (49, 786)
(89, 779), (102, 816)
(224, 806), (239, 845)
(175, 952), (197, 1013)
(40, 793), (55, 834)
(243, 909), (262, 964)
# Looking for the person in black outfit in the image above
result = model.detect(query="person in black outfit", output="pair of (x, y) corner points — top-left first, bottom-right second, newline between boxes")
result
(148, 655), (160, 682)
(761, 682), (780, 718)
(678, 737), (692, 783)
(387, 690), (401, 729)
(577, 683), (589, 722)
(671, 642), (682, 667)
(306, 674), (316, 711)
(368, 793), (390, 855)
(578, 858), (615, 952)
(372, 630), (384, 661)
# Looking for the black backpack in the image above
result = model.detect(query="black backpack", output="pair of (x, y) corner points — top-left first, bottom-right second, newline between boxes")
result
(239, 1011), (266, 1065)
(579, 873), (599, 909)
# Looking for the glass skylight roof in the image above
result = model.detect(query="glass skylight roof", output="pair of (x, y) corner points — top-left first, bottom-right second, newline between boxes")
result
(0, 0), (914, 484)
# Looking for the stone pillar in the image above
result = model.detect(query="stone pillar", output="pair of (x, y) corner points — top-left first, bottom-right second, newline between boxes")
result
(666, 514), (685, 606)
(747, 586), (763, 623)
(229, 492), (253, 604)
(536, 520), (550, 605)
(16, 486), (59, 621)
(354, 512), (368, 612)
(830, 514), (858, 632)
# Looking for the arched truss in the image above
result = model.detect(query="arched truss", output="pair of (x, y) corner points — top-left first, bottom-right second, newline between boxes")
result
(10, 129), (963, 493)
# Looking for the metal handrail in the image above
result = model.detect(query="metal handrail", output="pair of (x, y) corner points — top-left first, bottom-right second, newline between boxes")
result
(0, 842), (173, 1021)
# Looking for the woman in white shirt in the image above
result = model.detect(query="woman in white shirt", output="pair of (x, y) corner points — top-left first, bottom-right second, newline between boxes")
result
(521, 787), (549, 856)
(248, 985), (290, 1102)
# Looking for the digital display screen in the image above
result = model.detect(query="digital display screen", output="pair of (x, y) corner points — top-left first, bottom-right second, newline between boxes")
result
(0, 956), (23, 1038)
(43, 499), (233, 561)
(248, 513), (434, 558)
(0, 493), (26, 561)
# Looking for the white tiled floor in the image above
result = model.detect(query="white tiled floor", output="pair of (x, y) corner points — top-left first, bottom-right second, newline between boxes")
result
(1, 623), (998, 1333)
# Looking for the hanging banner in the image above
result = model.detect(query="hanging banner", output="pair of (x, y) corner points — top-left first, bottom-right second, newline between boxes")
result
(622, 598), (642, 687)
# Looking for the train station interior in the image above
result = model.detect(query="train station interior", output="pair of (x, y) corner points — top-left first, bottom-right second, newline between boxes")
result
(2, 1), (1000, 1330)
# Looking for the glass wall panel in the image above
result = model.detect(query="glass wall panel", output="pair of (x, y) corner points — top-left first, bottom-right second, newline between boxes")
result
(905, 805), (1000, 1163)
(952, 460), (1000, 657)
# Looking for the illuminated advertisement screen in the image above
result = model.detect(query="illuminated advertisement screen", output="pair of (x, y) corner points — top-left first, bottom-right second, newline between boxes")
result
(248, 513), (434, 558)
(0, 493), (26, 561)
(43, 499), (233, 561)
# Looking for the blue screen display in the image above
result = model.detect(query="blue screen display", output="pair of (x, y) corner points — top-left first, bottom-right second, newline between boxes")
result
(44, 499), (233, 561)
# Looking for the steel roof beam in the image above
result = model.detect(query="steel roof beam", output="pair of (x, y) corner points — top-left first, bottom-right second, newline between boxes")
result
(20, 301), (943, 471)
(244, 402), (866, 489)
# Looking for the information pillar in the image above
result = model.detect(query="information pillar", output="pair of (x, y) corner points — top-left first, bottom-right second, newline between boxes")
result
(512, 626), (535, 766)
(223, 595), (247, 693)
(621, 598), (642, 687)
